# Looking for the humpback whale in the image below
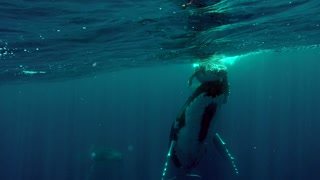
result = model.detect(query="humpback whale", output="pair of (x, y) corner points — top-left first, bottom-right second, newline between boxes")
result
(162, 62), (238, 180)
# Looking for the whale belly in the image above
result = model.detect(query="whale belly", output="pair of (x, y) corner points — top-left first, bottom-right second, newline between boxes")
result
(171, 92), (224, 169)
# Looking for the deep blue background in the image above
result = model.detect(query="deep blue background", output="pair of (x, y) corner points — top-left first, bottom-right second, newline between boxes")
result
(1, 50), (320, 180)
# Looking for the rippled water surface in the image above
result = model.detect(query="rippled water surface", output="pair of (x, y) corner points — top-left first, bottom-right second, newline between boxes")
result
(0, 0), (319, 83)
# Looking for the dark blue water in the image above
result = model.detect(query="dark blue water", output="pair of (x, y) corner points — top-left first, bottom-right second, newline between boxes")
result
(1, 50), (320, 180)
(1, 0), (320, 180)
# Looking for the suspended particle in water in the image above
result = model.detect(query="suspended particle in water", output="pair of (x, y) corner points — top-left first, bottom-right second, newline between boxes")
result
(39, 34), (45, 40)
(128, 145), (134, 152)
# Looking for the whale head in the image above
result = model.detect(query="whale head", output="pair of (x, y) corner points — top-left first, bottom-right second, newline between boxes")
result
(193, 62), (227, 83)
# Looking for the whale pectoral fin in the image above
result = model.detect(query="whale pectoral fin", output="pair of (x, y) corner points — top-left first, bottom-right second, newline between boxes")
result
(162, 141), (176, 180)
(213, 133), (239, 175)
(188, 73), (196, 87)
(162, 141), (202, 180)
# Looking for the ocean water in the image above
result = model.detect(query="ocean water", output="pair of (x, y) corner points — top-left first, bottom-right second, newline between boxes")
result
(0, 0), (320, 180)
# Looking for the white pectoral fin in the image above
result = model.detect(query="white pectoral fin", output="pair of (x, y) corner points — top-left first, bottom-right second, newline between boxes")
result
(162, 141), (203, 180)
(213, 133), (239, 175)
(188, 73), (196, 87)
(187, 73), (201, 89)
(162, 141), (176, 180)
